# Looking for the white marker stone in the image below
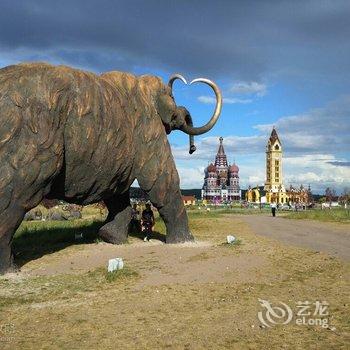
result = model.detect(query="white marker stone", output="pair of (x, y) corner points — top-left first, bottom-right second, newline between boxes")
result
(227, 235), (236, 244)
(108, 258), (124, 272)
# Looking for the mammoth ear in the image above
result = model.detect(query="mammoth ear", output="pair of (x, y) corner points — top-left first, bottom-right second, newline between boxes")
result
(156, 94), (176, 127)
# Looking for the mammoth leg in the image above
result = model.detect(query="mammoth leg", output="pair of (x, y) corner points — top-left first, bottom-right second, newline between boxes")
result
(0, 169), (62, 274)
(0, 154), (64, 274)
(138, 150), (194, 244)
(0, 205), (26, 274)
(158, 188), (194, 244)
(0, 86), (66, 274)
(0, 165), (55, 274)
(98, 191), (131, 244)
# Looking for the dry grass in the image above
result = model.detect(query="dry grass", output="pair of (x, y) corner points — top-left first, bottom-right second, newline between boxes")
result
(284, 208), (350, 223)
(0, 211), (349, 349)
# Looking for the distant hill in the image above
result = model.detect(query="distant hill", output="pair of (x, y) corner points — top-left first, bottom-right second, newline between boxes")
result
(130, 187), (149, 200)
(130, 187), (202, 200)
(181, 189), (202, 199)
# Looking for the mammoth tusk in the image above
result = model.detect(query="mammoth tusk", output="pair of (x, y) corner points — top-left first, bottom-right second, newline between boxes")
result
(168, 74), (188, 89)
(168, 73), (195, 153)
(168, 74), (222, 136)
(181, 78), (222, 136)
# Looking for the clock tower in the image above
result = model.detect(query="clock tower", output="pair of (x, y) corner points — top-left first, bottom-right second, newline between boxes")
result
(264, 127), (288, 204)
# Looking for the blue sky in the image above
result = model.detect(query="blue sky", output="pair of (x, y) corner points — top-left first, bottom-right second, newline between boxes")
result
(0, 0), (349, 194)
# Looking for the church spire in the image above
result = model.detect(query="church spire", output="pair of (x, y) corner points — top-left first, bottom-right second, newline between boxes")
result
(217, 136), (225, 155)
(215, 137), (228, 167)
(269, 126), (280, 144)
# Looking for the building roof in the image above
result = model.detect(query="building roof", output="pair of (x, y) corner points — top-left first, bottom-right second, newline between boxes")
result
(182, 195), (196, 201)
(229, 163), (239, 173)
(269, 127), (281, 144)
(207, 163), (216, 172)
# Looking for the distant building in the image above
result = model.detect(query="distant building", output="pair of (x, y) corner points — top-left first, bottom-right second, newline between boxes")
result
(287, 184), (312, 205)
(263, 127), (312, 205)
(245, 186), (261, 203)
(201, 137), (241, 203)
(263, 127), (288, 204)
(182, 195), (196, 206)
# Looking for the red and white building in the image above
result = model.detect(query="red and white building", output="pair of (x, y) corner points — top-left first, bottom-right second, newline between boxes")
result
(201, 137), (241, 203)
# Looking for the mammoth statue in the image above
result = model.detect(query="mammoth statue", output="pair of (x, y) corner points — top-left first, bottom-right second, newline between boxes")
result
(0, 63), (222, 273)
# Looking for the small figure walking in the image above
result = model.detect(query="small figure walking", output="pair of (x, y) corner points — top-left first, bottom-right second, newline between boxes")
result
(270, 201), (277, 217)
(141, 203), (155, 241)
(130, 203), (141, 233)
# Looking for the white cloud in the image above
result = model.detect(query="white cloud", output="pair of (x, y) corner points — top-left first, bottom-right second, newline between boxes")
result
(283, 154), (350, 193)
(230, 81), (267, 97)
(173, 141), (350, 193)
(198, 81), (267, 105)
(247, 175), (264, 185)
(254, 96), (350, 154)
(172, 96), (350, 193)
(224, 97), (253, 104)
(198, 96), (252, 104)
(177, 166), (204, 189)
(197, 96), (216, 104)
(172, 135), (266, 161)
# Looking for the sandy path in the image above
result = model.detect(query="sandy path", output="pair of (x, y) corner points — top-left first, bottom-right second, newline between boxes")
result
(241, 214), (350, 261)
(20, 239), (267, 287)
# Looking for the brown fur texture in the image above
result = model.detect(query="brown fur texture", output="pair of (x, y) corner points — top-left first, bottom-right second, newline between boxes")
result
(0, 62), (193, 273)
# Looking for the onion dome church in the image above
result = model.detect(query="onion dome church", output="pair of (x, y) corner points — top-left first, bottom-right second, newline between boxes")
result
(201, 137), (241, 203)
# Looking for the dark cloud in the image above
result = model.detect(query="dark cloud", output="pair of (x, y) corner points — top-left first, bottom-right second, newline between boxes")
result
(0, 0), (350, 82)
(327, 161), (350, 167)
(254, 95), (350, 155)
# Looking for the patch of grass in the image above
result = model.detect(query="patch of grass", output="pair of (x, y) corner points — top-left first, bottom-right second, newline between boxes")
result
(12, 206), (261, 263)
(283, 208), (350, 223)
(0, 265), (140, 308)
(13, 219), (104, 267)
(93, 237), (104, 244)
(104, 267), (139, 283)
(220, 239), (242, 248)
(15, 219), (103, 244)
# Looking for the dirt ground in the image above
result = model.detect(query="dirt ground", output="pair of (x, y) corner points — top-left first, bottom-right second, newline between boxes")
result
(0, 214), (349, 349)
(241, 214), (350, 261)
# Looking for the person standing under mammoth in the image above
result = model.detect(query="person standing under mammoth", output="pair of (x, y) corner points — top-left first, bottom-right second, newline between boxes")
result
(130, 203), (141, 233)
(142, 203), (155, 242)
